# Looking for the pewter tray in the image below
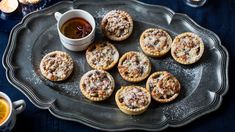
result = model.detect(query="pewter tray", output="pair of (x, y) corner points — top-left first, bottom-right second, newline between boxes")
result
(2, 0), (229, 131)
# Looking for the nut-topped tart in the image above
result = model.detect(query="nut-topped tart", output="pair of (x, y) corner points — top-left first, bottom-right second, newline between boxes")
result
(115, 86), (151, 115)
(146, 71), (181, 103)
(140, 28), (172, 57)
(171, 32), (204, 65)
(80, 70), (115, 101)
(101, 10), (133, 41)
(86, 41), (119, 70)
(39, 51), (74, 81)
(118, 51), (151, 82)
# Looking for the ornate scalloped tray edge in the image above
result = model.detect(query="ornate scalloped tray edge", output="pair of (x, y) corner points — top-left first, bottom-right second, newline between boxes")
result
(2, 0), (229, 131)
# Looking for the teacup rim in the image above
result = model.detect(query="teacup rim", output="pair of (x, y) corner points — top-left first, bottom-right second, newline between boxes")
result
(56, 9), (96, 42)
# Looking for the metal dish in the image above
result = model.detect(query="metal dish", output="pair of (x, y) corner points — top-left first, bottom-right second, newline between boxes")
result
(2, 0), (229, 131)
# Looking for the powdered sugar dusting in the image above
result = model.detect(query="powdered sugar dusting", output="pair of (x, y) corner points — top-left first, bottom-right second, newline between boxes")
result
(41, 62), (84, 98)
(25, 67), (83, 98)
(153, 57), (203, 120)
(56, 80), (81, 97)
(95, 8), (109, 18)
(25, 70), (43, 85)
(161, 104), (190, 120)
(27, 54), (32, 61)
(150, 57), (203, 97)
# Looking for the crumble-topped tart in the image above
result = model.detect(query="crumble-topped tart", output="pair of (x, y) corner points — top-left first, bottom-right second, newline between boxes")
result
(86, 41), (119, 70)
(40, 51), (74, 81)
(140, 28), (172, 57)
(146, 71), (181, 103)
(171, 32), (204, 65)
(115, 85), (151, 115)
(118, 51), (151, 82)
(80, 70), (115, 101)
(101, 10), (133, 41)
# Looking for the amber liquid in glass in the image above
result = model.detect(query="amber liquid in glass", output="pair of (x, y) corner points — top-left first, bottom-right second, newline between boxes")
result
(60, 17), (92, 39)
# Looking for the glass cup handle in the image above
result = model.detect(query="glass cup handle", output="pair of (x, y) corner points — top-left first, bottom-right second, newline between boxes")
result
(13, 100), (26, 115)
(54, 12), (62, 22)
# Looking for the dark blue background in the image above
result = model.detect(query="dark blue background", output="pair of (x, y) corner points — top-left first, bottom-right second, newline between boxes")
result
(0, 0), (234, 131)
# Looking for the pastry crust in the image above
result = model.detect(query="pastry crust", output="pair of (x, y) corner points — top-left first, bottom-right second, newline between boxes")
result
(115, 85), (151, 115)
(171, 32), (204, 65)
(146, 71), (181, 103)
(86, 41), (119, 70)
(118, 51), (151, 82)
(101, 10), (133, 41)
(140, 28), (172, 57)
(80, 70), (115, 101)
(40, 51), (74, 81)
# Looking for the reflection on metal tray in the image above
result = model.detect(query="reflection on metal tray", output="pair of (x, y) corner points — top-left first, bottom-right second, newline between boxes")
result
(2, 0), (229, 131)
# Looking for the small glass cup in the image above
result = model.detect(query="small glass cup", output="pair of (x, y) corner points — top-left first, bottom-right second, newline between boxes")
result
(184, 0), (207, 7)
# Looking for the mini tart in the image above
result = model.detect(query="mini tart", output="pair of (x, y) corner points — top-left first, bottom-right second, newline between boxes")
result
(101, 10), (133, 41)
(40, 51), (74, 81)
(80, 70), (115, 101)
(115, 86), (151, 115)
(118, 51), (151, 82)
(146, 71), (181, 103)
(140, 28), (172, 57)
(86, 41), (119, 70)
(171, 32), (204, 65)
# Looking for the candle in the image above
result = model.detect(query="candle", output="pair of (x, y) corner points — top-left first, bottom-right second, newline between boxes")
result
(0, 0), (19, 13)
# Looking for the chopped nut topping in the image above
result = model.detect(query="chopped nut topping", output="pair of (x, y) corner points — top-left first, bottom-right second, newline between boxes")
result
(148, 72), (167, 91)
(102, 10), (133, 41)
(87, 42), (119, 68)
(82, 70), (113, 98)
(104, 10), (132, 37)
(173, 34), (202, 63)
(119, 87), (149, 109)
(143, 29), (169, 52)
(118, 52), (149, 78)
(151, 73), (180, 99)
(40, 51), (73, 81)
